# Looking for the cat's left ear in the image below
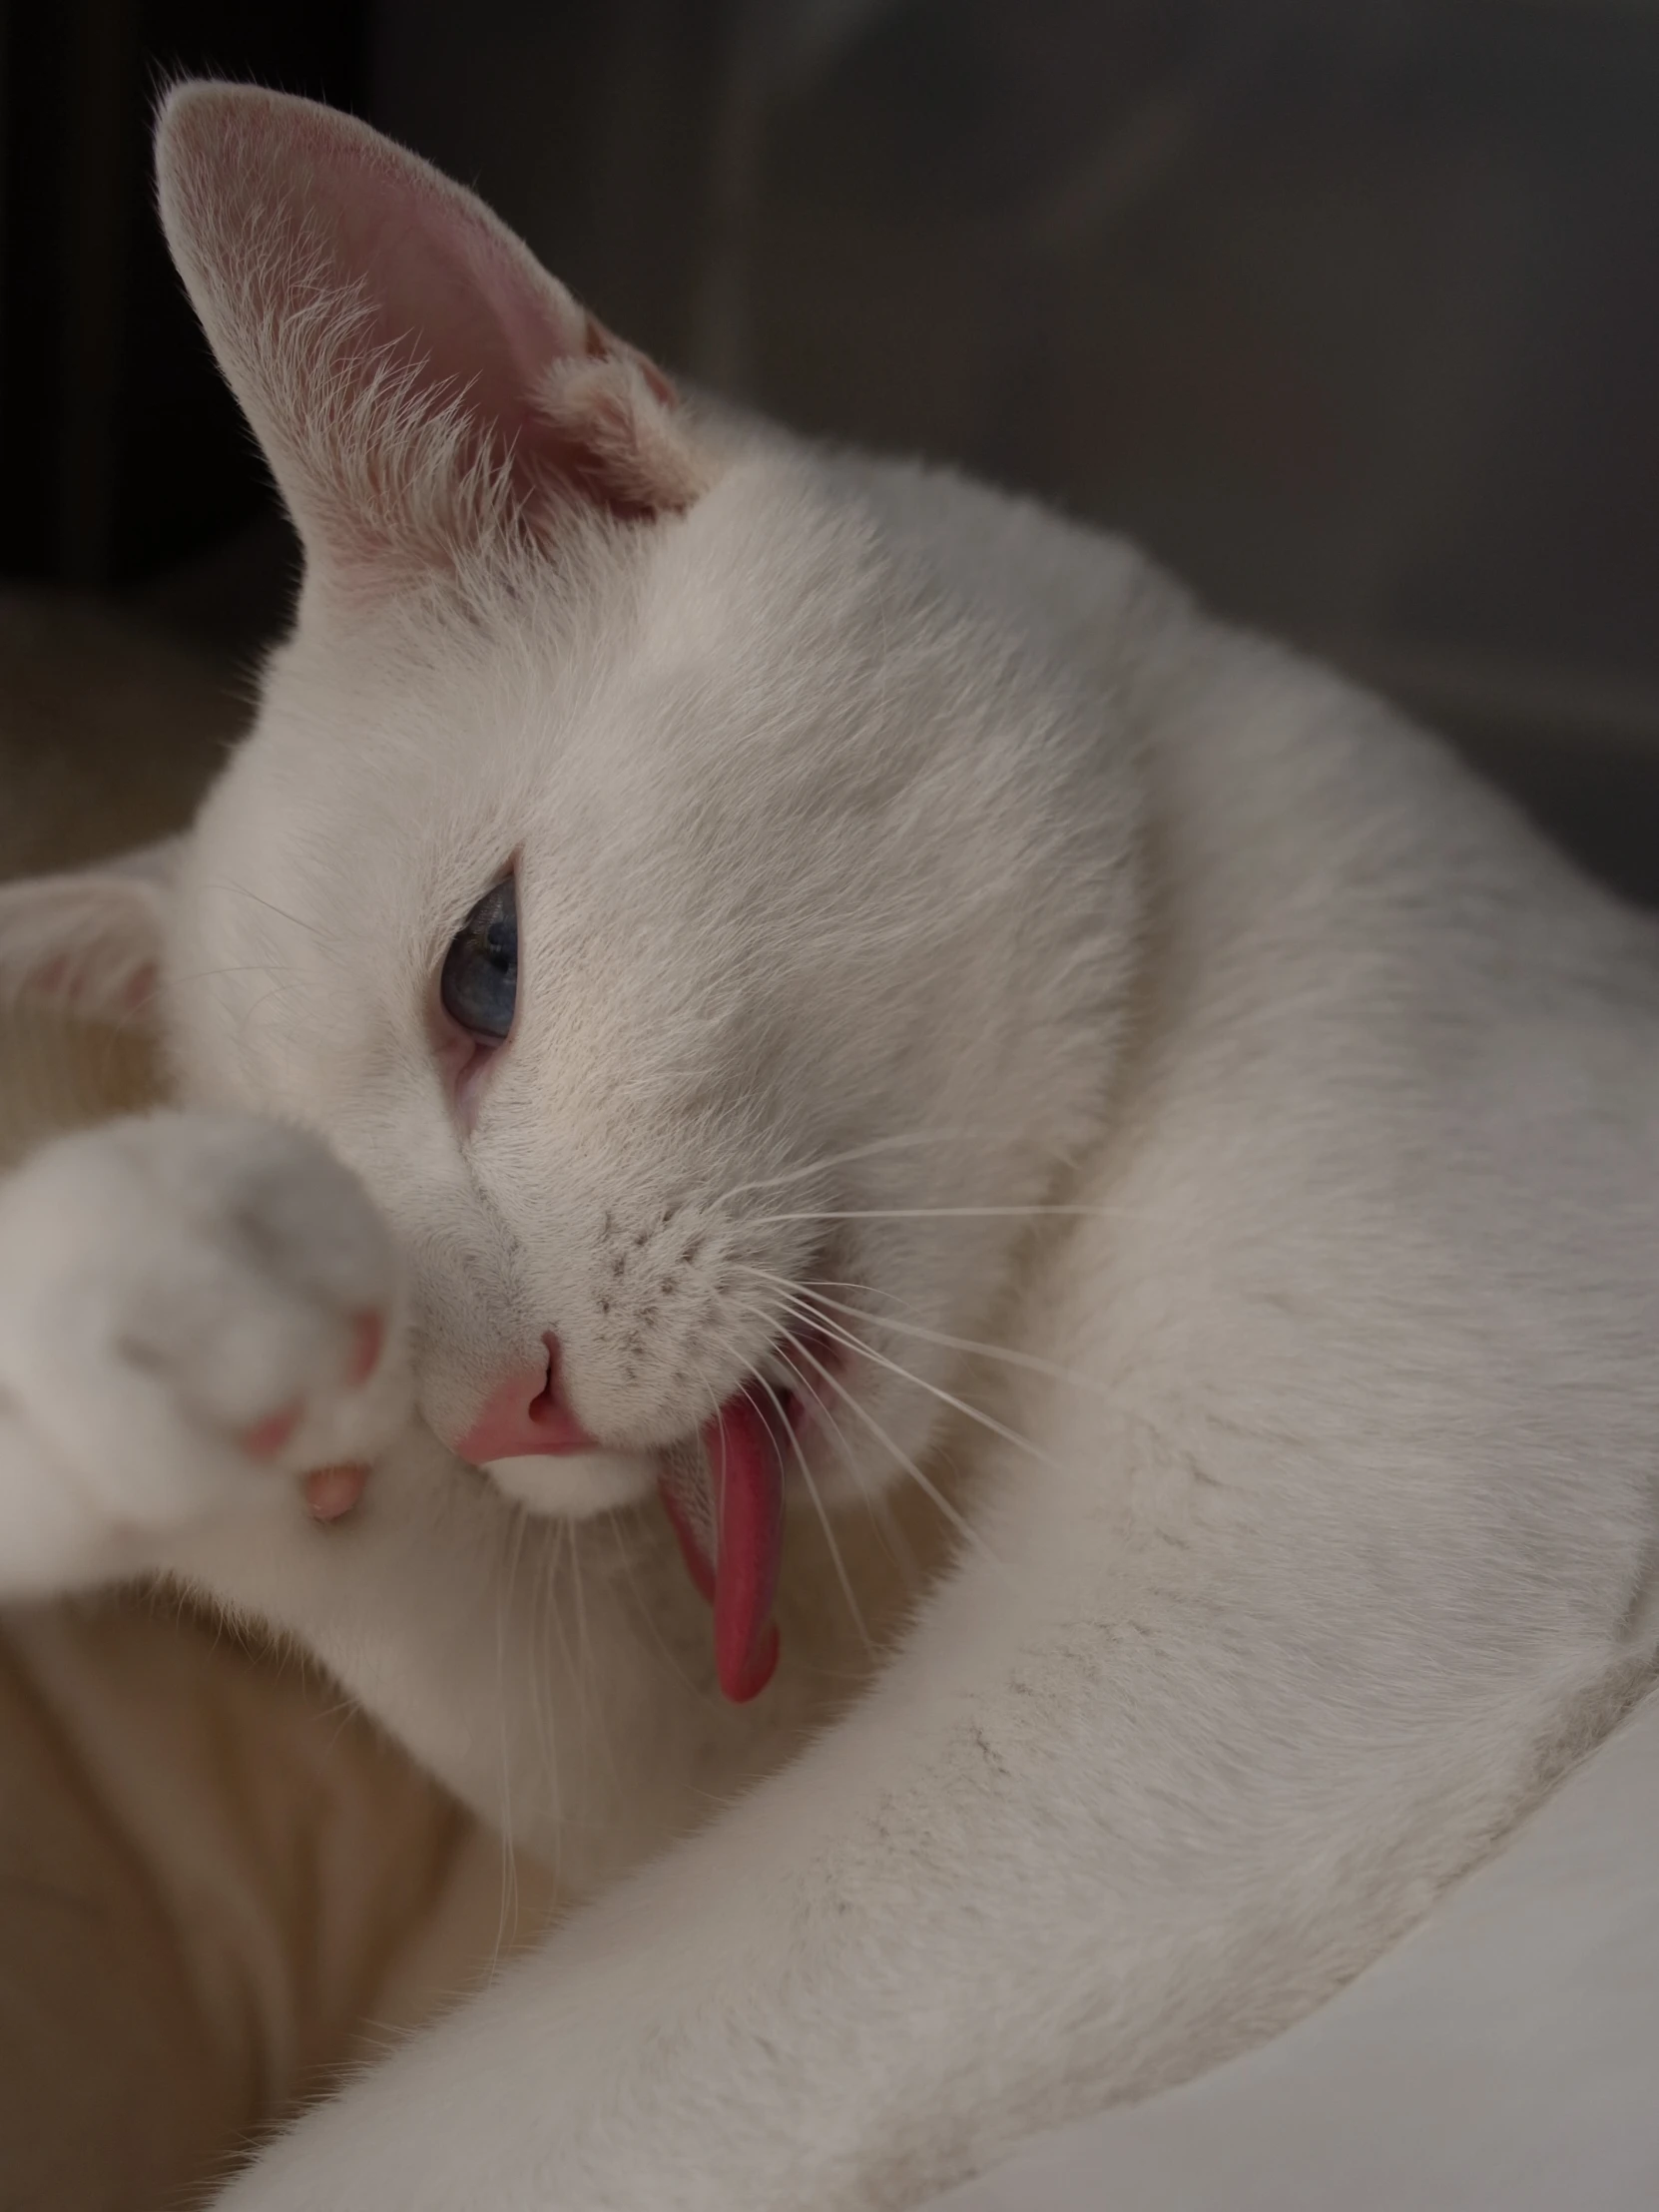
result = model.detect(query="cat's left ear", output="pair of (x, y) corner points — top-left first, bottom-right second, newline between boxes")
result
(0, 839), (181, 1027)
(154, 82), (706, 590)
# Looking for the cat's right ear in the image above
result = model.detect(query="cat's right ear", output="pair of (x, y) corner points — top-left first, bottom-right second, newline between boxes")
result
(0, 839), (180, 1027)
(154, 82), (706, 593)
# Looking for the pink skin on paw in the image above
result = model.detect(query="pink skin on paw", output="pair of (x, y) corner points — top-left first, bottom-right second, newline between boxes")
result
(301, 1319), (382, 1516)
(240, 1401), (300, 1459)
(240, 1315), (383, 1510)
(347, 1310), (384, 1386)
(303, 1462), (369, 1521)
(238, 1314), (381, 1460)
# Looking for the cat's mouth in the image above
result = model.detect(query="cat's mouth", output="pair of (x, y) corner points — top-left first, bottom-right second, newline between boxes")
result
(440, 1322), (843, 1703)
(658, 1330), (838, 1704)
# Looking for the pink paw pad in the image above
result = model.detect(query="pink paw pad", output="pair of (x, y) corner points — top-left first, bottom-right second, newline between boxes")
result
(347, 1310), (384, 1387)
(303, 1461), (369, 1521)
(240, 1401), (301, 1460)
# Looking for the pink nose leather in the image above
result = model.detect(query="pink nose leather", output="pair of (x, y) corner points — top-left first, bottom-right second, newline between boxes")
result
(455, 1335), (598, 1462)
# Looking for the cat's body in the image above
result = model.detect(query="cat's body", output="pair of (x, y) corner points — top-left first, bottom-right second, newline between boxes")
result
(0, 84), (1656, 2210)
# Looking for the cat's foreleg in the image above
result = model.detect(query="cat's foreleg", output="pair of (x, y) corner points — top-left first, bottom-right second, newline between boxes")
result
(0, 1110), (707, 1868)
(200, 1537), (1276, 2212)
(210, 1485), (1608, 2212)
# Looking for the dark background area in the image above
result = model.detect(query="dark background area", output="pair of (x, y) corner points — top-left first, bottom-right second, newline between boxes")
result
(0, 0), (1656, 897)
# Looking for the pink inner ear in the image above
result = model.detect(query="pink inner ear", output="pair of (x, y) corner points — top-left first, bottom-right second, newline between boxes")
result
(118, 963), (159, 1017)
(0, 868), (168, 1029)
(33, 946), (157, 1020)
(301, 131), (590, 458)
(158, 86), (705, 560)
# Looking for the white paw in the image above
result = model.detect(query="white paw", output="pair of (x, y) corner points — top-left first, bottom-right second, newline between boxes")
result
(0, 1111), (411, 1564)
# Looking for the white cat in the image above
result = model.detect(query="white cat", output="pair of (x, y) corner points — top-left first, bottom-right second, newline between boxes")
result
(1, 81), (1657, 2212)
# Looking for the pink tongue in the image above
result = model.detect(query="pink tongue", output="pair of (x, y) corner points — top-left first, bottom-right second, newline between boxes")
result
(661, 1396), (784, 1702)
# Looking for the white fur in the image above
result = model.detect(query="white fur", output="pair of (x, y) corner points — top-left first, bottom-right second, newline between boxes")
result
(2, 82), (1658, 2209)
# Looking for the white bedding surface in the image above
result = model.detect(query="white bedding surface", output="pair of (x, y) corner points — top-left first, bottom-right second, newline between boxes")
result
(934, 1685), (1659, 2211)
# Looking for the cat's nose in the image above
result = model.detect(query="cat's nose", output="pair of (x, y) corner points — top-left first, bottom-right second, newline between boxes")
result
(454, 1333), (599, 1462)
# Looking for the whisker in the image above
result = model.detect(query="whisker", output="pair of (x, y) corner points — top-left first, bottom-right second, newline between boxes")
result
(716, 1323), (870, 1654)
(863, 1480), (924, 1594)
(763, 1330), (864, 1505)
(736, 1264), (1111, 1399)
(760, 1280), (1214, 1511)
(569, 1517), (602, 1793)
(203, 878), (332, 946)
(545, 1513), (583, 1711)
(531, 1521), (562, 1839)
(767, 1320), (1002, 1571)
(714, 1129), (1015, 1207)
(229, 978), (295, 1054)
(604, 1500), (702, 1694)
(105, 991), (168, 1055)
(166, 961), (304, 987)
(767, 1286), (1068, 1480)
(490, 1500), (531, 1974)
(774, 1383), (871, 1655)
(781, 1275), (930, 1316)
(716, 1301), (897, 1601)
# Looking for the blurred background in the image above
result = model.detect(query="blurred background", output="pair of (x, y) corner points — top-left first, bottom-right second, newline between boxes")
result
(0, 0), (1656, 894)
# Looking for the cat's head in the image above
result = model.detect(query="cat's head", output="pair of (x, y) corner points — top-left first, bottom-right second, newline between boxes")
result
(0, 87), (1142, 1688)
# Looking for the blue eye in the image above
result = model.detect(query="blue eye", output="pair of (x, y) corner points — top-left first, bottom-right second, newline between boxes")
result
(440, 877), (518, 1042)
